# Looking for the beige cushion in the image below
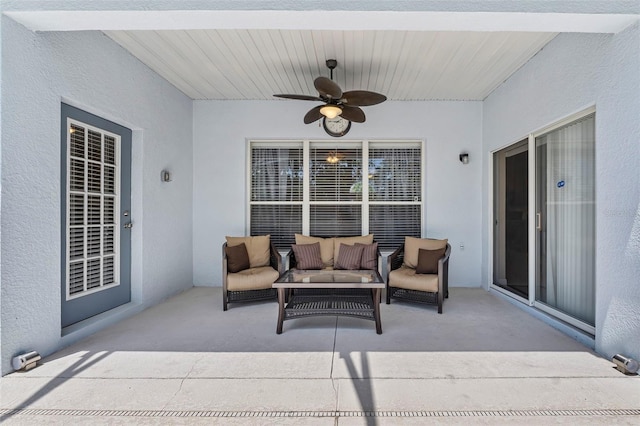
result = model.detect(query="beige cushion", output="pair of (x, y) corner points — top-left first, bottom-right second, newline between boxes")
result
(295, 234), (335, 268)
(226, 235), (271, 268)
(227, 266), (279, 291)
(389, 266), (439, 293)
(334, 235), (374, 261)
(404, 236), (448, 269)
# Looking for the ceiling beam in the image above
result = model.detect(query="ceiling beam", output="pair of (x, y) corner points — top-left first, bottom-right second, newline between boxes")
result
(5, 10), (638, 34)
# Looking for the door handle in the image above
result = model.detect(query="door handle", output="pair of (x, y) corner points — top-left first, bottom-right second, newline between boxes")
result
(536, 213), (542, 231)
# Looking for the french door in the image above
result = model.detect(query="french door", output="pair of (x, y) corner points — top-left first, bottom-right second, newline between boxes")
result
(61, 104), (132, 327)
(492, 110), (596, 333)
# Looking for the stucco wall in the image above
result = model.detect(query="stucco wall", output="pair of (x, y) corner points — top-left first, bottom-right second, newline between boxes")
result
(0, 17), (194, 375)
(483, 25), (640, 360)
(193, 100), (483, 289)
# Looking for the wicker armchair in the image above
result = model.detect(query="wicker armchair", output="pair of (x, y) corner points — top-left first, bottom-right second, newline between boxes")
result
(386, 239), (451, 313)
(222, 237), (282, 311)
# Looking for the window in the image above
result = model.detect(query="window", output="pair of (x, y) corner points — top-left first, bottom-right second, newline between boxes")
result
(250, 142), (303, 248)
(249, 140), (422, 250)
(66, 120), (120, 299)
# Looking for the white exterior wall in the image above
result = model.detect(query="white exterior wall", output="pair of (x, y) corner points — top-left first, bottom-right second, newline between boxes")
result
(0, 18), (194, 375)
(193, 100), (483, 289)
(483, 25), (640, 360)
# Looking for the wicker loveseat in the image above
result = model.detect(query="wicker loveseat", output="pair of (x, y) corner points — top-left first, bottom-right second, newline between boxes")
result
(222, 235), (282, 311)
(386, 237), (451, 313)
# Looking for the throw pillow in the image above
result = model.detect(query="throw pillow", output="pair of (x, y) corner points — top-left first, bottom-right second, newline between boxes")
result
(226, 235), (271, 268)
(415, 247), (446, 274)
(291, 242), (324, 270)
(334, 243), (365, 270)
(355, 242), (378, 270)
(403, 236), (448, 269)
(225, 243), (250, 273)
(334, 234), (374, 261)
(295, 234), (334, 268)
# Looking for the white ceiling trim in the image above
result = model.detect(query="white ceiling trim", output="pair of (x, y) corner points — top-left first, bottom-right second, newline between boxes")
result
(6, 10), (638, 33)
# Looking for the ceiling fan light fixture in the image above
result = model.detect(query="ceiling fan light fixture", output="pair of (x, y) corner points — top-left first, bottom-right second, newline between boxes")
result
(320, 105), (342, 119)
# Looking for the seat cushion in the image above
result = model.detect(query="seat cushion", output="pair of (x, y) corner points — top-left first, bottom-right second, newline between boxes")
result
(225, 243), (250, 273)
(415, 247), (446, 274)
(226, 266), (279, 291)
(403, 236), (448, 269)
(226, 235), (271, 268)
(295, 234), (335, 268)
(389, 266), (439, 293)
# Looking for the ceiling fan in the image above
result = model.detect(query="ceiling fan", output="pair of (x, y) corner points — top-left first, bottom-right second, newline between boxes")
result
(274, 59), (387, 137)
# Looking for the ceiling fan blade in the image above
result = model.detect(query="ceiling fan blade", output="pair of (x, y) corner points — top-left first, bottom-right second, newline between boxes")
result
(274, 94), (323, 101)
(314, 77), (343, 100)
(341, 90), (387, 106)
(303, 105), (324, 124)
(340, 105), (366, 123)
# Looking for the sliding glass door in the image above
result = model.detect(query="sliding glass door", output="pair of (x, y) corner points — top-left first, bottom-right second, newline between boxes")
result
(492, 110), (596, 333)
(535, 113), (596, 328)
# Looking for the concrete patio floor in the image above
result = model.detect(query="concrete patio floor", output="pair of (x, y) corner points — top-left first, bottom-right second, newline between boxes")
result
(1, 287), (638, 425)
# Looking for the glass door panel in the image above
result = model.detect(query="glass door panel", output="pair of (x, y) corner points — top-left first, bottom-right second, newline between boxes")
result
(535, 113), (596, 327)
(493, 140), (529, 298)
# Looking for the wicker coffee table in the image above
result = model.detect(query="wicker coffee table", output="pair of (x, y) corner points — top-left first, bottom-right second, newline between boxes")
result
(273, 269), (385, 334)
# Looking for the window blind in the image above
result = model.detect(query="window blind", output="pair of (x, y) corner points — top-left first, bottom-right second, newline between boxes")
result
(251, 204), (302, 247)
(309, 145), (362, 202)
(368, 146), (421, 202)
(369, 205), (421, 249)
(251, 146), (303, 202)
(310, 205), (362, 237)
(66, 120), (120, 298)
(249, 145), (303, 247)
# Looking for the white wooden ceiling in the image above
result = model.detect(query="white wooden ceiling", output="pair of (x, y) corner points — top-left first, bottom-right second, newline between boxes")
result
(105, 29), (557, 101)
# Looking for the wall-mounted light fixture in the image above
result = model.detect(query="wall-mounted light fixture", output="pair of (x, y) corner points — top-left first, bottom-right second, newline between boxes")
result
(161, 170), (172, 182)
(459, 153), (469, 164)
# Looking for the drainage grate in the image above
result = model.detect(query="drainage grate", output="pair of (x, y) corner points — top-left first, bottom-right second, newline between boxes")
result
(0, 409), (639, 419)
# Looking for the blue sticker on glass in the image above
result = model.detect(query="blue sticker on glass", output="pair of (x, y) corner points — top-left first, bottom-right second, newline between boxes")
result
(557, 180), (565, 188)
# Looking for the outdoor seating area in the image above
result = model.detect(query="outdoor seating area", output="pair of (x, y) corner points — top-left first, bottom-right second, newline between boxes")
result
(223, 233), (452, 336)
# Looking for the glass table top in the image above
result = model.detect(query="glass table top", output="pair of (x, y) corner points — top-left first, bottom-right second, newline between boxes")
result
(275, 269), (383, 285)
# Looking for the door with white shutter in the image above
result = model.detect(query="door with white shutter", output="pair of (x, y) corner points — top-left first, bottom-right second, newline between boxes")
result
(61, 104), (132, 328)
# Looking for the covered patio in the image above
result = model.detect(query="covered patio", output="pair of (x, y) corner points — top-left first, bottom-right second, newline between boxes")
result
(1, 287), (637, 424)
